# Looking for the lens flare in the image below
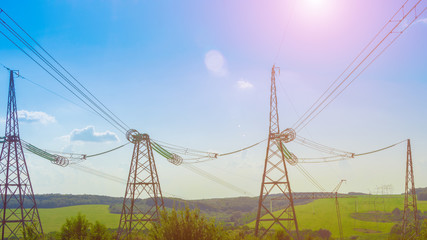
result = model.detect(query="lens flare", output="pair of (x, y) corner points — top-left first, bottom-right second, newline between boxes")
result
(306, 0), (324, 7)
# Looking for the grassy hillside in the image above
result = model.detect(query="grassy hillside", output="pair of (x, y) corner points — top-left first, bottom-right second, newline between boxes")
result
(35, 194), (427, 238)
(248, 195), (427, 239)
(39, 205), (120, 233)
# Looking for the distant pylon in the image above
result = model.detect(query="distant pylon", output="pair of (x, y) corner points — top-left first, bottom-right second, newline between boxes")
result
(255, 65), (299, 239)
(0, 70), (43, 238)
(117, 129), (164, 240)
(401, 139), (418, 239)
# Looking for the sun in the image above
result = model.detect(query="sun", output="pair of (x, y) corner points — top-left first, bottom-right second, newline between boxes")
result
(306, 0), (325, 7)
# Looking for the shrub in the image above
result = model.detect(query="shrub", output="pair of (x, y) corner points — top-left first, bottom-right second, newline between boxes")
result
(59, 213), (111, 240)
(60, 213), (91, 240)
(418, 191), (427, 201)
(22, 223), (43, 240)
(150, 207), (228, 240)
(90, 221), (111, 240)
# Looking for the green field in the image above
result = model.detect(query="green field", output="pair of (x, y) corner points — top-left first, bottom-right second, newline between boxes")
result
(37, 196), (427, 239)
(39, 205), (120, 233)
(248, 195), (427, 239)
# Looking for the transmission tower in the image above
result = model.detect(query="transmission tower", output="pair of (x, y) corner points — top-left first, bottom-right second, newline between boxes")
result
(117, 129), (164, 240)
(255, 65), (299, 239)
(402, 139), (418, 239)
(0, 70), (43, 238)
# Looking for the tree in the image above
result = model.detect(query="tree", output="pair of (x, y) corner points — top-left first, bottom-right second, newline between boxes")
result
(389, 223), (402, 240)
(272, 230), (290, 240)
(415, 220), (427, 240)
(90, 221), (111, 240)
(22, 223), (43, 240)
(60, 213), (91, 240)
(316, 229), (331, 240)
(418, 191), (427, 201)
(150, 207), (228, 240)
(59, 213), (112, 240)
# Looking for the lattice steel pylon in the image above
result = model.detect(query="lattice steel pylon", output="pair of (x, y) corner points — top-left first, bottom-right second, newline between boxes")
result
(0, 70), (43, 238)
(255, 65), (299, 239)
(117, 129), (164, 240)
(401, 139), (418, 239)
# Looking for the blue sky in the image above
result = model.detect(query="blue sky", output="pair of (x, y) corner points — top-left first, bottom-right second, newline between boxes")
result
(0, 0), (426, 199)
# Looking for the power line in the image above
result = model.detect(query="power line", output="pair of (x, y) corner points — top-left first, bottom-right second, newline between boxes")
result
(218, 139), (267, 156)
(21, 139), (131, 165)
(295, 136), (353, 157)
(70, 164), (126, 184)
(182, 164), (253, 196)
(69, 164), (186, 199)
(354, 139), (407, 157)
(154, 138), (266, 163)
(0, 9), (129, 135)
(0, 65), (95, 114)
(295, 164), (326, 192)
(292, 0), (426, 132)
(298, 139), (407, 163)
(0, 9), (131, 132)
(0, 27), (126, 135)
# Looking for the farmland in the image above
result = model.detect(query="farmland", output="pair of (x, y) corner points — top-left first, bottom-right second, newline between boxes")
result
(38, 205), (120, 234)
(36, 194), (427, 239)
(249, 195), (427, 239)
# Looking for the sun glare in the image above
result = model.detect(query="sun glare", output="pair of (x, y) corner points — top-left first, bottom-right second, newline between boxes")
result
(301, 0), (335, 17)
(306, 0), (324, 7)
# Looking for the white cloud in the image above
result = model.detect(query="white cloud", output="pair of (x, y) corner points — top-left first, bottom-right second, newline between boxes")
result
(237, 79), (254, 89)
(204, 50), (227, 76)
(67, 126), (119, 143)
(17, 110), (56, 124)
(417, 18), (427, 24)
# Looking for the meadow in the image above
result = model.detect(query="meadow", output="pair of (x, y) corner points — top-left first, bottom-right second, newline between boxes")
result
(39, 205), (120, 233)
(248, 195), (427, 239)
(37, 195), (427, 239)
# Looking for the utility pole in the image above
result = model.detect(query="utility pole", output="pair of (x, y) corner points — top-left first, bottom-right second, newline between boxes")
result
(117, 129), (164, 240)
(0, 70), (43, 238)
(402, 139), (418, 239)
(255, 65), (299, 239)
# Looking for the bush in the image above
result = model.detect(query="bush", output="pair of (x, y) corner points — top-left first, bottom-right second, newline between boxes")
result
(389, 223), (402, 240)
(418, 191), (427, 201)
(59, 213), (111, 240)
(150, 207), (228, 240)
(60, 213), (91, 240)
(90, 221), (111, 240)
(416, 219), (427, 240)
(22, 222), (43, 240)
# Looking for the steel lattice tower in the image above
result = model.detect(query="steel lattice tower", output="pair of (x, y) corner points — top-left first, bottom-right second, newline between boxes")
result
(0, 71), (43, 238)
(117, 130), (164, 240)
(402, 139), (418, 239)
(255, 65), (299, 239)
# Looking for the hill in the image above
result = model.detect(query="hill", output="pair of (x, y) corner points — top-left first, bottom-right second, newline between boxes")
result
(39, 205), (119, 234)
(33, 194), (427, 238)
(248, 195), (427, 239)
(27, 189), (426, 228)
(31, 193), (312, 224)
